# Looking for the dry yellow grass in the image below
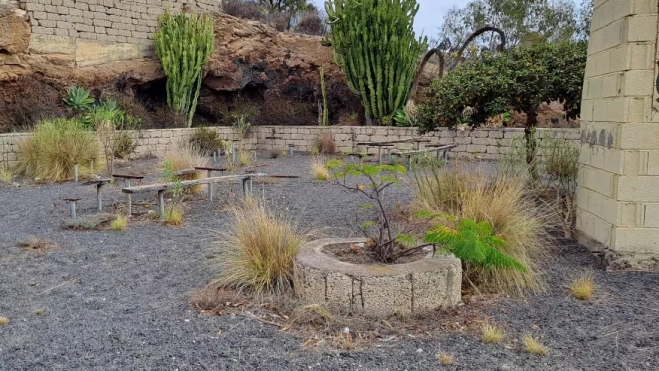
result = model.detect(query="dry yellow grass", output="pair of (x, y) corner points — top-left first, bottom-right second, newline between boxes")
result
(160, 143), (208, 194)
(0, 317), (7, 326)
(311, 157), (330, 181)
(18, 237), (58, 250)
(481, 323), (505, 343)
(34, 308), (45, 315)
(15, 119), (99, 181)
(238, 150), (253, 167)
(0, 169), (11, 183)
(436, 351), (454, 366)
(413, 167), (551, 294)
(164, 206), (184, 226)
(110, 215), (128, 231)
(570, 274), (595, 300)
(522, 334), (549, 355)
(212, 199), (305, 294)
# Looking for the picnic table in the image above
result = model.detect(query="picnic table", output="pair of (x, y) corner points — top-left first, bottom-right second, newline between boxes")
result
(356, 138), (432, 164)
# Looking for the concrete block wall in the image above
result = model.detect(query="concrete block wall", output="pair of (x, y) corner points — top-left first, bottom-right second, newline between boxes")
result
(577, 0), (659, 270)
(0, 126), (580, 169)
(18, 0), (221, 67)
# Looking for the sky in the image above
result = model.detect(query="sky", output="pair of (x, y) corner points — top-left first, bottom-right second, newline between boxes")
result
(311, 0), (471, 37)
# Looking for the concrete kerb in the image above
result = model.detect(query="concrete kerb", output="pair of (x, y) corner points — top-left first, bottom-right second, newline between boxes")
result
(294, 237), (462, 317)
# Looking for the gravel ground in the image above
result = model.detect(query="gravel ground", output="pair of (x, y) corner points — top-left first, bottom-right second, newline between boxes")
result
(1, 153), (658, 370)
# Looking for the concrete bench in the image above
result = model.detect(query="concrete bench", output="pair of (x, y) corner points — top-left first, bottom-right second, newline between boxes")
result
(194, 166), (227, 202)
(63, 197), (81, 219)
(122, 173), (267, 220)
(112, 173), (145, 215)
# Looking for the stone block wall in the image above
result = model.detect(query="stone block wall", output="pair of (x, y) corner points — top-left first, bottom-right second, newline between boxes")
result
(0, 126), (580, 170)
(22, 0), (219, 44)
(577, 0), (659, 270)
(14, 0), (221, 67)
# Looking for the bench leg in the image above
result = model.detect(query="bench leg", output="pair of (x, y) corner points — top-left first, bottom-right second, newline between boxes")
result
(69, 201), (77, 219)
(158, 190), (165, 221)
(73, 163), (79, 182)
(378, 147), (382, 165)
(231, 141), (237, 163)
(207, 170), (213, 202)
(96, 183), (103, 211)
(125, 179), (132, 216)
(288, 146), (294, 157)
(407, 155), (412, 170)
(242, 177), (253, 197)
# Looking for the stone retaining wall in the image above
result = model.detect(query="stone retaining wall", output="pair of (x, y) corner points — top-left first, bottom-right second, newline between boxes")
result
(0, 126), (580, 170)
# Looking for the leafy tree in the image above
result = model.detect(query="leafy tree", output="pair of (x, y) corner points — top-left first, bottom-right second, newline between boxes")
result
(437, 0), (583, 52)
(259, 0), (306, 12)
(417, 41), (587, 131)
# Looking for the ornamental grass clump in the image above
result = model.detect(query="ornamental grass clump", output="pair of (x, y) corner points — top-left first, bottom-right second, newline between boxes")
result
(15, 119), (99, 181)
(213, 200), (306, 294)
(160, 143), (208, 194)
(413, 167), (551, 294)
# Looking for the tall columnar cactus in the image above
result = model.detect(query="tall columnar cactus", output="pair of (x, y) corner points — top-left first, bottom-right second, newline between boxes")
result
(325, 0), (426, 125)
(154, 10), (214, 127)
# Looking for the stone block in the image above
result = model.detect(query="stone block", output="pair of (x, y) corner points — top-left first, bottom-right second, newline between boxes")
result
(467, 144), (487, 153)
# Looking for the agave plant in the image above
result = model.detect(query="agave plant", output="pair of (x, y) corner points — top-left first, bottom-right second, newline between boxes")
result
(63, 87), (95, 112)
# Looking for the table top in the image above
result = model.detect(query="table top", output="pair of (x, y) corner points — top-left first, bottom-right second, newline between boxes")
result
(357, 138), (431, 146)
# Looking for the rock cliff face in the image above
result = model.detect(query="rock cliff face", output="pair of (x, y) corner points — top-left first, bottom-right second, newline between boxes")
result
(0, 8), (348, 130)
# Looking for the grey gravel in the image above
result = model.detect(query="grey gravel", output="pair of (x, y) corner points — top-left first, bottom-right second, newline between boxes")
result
(1, 153), (658, 370)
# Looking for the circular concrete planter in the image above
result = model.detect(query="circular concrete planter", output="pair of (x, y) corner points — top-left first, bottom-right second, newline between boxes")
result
(294, 238), (462, 317)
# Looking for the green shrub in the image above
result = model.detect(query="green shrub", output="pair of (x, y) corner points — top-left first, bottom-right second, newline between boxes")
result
(16, 119), (99, 181)
(114, 131), (137, 159)
(418, 42), (587, 131)
(189, 127), (223, 155)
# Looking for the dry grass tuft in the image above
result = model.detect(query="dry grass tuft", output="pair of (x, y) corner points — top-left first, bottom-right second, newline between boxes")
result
(18, 237), (58, 251)
(315, 131), (336, 154)
(15, 119), (99, 181)
(311, 157), (330, 181)
(110, 215), (128, 231)
(481, 322), (505, 343)
(212, 199), (305, 294)
(522, 334), (549, 355)
(34, 308), (45, 315)
(0, 169), (12, 183)
(436, 351), (454, 366)
(164, 206), (184, 226)
(160, 143), (208, 194)
(238, 150), (253, 167)
(413, 167), (551, 295)
(569, 274), (595, 301)
(0, 317), (7, 326)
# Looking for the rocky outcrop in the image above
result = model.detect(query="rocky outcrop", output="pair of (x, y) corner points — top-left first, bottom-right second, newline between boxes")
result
(0, 9), (344, 129)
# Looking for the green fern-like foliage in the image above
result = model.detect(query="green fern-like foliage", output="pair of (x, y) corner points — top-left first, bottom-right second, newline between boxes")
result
(425, 218), (527, 272)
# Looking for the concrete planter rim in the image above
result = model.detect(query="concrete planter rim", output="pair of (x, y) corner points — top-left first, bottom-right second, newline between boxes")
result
(296, 237), (461, 277)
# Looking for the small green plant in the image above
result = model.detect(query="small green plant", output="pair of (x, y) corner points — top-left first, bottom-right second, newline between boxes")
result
(113, 131), (137, 159)
(327, 160), (432, 263)
(162, 160), (185, 225)
(522, 334), (549, 355)
(110, 215), (128, 231)
(0, 317), (7, 326)
(34, 308), (45, 315)
(233, 114), (251, 138)
(319, 66), (329, 126)
(569, 274), (595, 300)
(424, 218), (527, 272)
(481, 323), (505, 343)
(63, 87), (95, 111)
(238, 149), (252, 167)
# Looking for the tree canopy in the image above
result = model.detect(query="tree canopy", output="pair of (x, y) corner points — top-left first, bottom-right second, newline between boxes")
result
(435, 0), (592, 51)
